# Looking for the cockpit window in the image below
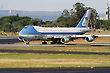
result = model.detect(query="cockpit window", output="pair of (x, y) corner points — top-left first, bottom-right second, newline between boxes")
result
(24, 26), (28, 29)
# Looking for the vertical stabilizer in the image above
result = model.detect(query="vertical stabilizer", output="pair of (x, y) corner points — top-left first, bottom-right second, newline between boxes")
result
(76, 9), (91, 28)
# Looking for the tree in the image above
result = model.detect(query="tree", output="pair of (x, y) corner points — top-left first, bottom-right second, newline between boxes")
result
(70, 9), (74, 16)
(52, 3), (87, 27)
(73, 3), (86, 19)
(0, 15), (46, 32)
(62, 9), (70, 17)
(101, 20), (110, 30)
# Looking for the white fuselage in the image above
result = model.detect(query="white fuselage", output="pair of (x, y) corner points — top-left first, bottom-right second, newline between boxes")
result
(19, 26), (90, 39)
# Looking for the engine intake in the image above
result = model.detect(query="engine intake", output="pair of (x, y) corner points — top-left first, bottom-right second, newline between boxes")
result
(85, 36), (94, 42)
(60, 38), (70, 43)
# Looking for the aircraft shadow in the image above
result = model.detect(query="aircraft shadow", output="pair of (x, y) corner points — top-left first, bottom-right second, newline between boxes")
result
(0, 49), (110, 55)
(65, 43), (110, 47)
(0, 39), (20, 44)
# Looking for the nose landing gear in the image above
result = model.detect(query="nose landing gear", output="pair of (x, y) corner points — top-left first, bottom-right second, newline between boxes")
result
(22, 39), (30, 45)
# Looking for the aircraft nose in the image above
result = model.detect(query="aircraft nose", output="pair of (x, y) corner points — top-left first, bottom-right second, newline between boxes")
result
(19, 29), (25, 36)
(19, 26), (28, 36)
(19, 26), (39, 36)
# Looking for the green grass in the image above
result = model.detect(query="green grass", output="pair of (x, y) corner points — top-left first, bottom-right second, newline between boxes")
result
(0, 46), (110, 68)
(0, 53), (110, 68)
(0, 53), (108, 59)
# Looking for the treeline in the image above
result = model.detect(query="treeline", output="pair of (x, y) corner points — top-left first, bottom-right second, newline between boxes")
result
(0, 15), (45, 32)
(100, 20), (110, 30)
(0, 3), (110, 32)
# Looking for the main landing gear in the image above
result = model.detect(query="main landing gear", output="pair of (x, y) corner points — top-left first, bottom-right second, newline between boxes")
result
(26, 41), (30, 45)
(22, 39), (30, 45)
(42, 41), (47, 44)
(51, 39), (64, 44)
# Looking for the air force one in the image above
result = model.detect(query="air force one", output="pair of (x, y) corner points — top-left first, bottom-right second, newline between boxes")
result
(18, 9), (110, 45)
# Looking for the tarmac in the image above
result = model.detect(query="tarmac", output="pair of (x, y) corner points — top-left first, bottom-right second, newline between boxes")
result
(0, 67), (110, 73)
(0, 43), (110, 48)
(0, 36), (110, 47)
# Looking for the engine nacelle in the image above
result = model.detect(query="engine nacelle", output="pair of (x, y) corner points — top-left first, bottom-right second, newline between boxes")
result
(85, 36), (94, 42)
(60, 38), (70, 43)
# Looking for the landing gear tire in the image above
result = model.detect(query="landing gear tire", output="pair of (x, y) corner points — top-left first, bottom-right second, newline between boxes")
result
(22, 39), (30, 45)
(51, 40), (64, 44)
(57, 39), (64, 44)
(26, 42), (29, 45)
(42, 41), (47, 44)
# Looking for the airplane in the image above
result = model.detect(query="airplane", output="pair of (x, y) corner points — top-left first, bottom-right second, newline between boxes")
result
(18, 9), (110, 45)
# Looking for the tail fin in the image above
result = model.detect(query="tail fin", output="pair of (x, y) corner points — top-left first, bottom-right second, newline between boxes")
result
(76, 9), (91, 28)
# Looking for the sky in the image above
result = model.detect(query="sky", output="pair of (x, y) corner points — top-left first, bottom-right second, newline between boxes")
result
(0, 0), (109, 13)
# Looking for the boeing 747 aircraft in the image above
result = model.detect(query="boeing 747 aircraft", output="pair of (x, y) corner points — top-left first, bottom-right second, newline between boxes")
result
(18, 9), (110, 45)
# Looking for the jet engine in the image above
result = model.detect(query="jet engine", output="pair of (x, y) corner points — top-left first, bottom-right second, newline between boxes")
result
(85, 36), (94, 42)
(60, 38), (70, 43)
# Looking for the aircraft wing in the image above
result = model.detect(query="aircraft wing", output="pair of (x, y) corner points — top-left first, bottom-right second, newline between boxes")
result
(71, 35), (110, 38)
(46, 35), (110, 39)
(94, 35), (110, 37)
(70, 34), (110, 42)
